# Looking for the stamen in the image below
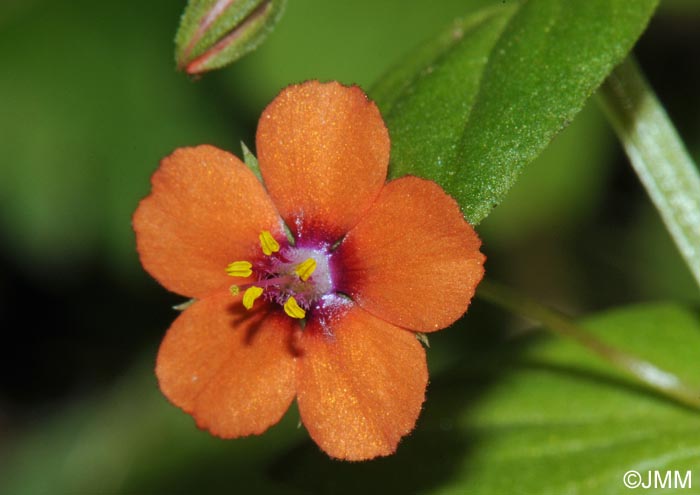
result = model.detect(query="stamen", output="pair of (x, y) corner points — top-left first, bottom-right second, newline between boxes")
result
(294, 257), (317, 281)
(242, 286), (263, 310)
(259, 230), (280, 256)
(226, 260), (252, 277)
(229, 285), (240, 296)
(283, 296), (306, 319)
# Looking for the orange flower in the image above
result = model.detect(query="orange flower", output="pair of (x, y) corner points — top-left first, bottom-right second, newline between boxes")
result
(133, 81), (485, 460)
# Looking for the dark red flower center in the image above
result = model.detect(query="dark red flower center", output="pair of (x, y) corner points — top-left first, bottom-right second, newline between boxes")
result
(226, 230), (344, 320)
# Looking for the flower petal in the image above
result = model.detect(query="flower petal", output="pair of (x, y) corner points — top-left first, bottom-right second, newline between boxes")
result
(256, 81), (389, 242)
(133, 145), (284, 298)
(156, 291), (297, 438)
(296, 305), (427, 460)
(336, 177), (485, 332)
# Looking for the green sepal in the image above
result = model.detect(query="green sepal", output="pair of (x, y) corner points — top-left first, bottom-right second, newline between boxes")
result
(241, 141), (263, 183)
(175, 0), (287, 74)
(172, 298), (196, 311)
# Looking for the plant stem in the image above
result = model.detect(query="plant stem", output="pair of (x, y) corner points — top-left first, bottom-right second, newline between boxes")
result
(598, 56), (700, 290)
(477, 279), (700, 410)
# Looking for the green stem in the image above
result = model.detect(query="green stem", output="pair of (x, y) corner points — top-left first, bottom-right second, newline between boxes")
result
(477, 279), (700, 410)
(598, 56), (700, 290)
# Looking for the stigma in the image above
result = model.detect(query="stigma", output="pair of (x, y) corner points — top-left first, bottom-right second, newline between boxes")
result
(225, 230), (336, 320)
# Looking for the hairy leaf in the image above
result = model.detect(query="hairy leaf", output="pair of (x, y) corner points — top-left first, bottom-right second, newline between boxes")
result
(374, 0), (659, 224)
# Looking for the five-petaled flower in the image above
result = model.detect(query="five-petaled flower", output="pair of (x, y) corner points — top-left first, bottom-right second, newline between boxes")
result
(133, 81), (485, 460)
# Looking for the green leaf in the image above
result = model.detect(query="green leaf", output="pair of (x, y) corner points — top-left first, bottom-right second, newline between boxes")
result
(373, 0), (659, 224)
(273, 303), (700, 494)
(3, 302), (698, 494)
(479, 100), (612, 243)
(175, 0), (287, 74)
(599, 57), (700, 290)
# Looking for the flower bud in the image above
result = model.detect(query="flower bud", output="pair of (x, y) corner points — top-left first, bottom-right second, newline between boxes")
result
(175, 0), (287, 75)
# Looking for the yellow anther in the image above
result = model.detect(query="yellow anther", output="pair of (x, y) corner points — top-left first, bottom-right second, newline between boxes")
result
(283, 296), (306, 319)
(229, 285), (240, 296)
(226, 261), (252, 277)
(294, 257), (317, 281)
(259, 230), (280, 256)
(242, 286), (263, 310)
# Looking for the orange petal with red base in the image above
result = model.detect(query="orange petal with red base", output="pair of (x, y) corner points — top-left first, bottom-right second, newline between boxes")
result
(256, 81), (389, 241)
(156, 292), (297, 438)
(336, 177), (485, 333)
(133, 145), (284, 298)
(296, 305), (427, 460)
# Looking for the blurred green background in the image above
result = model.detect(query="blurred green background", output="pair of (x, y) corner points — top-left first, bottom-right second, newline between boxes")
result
(1, 1), (699, 493)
